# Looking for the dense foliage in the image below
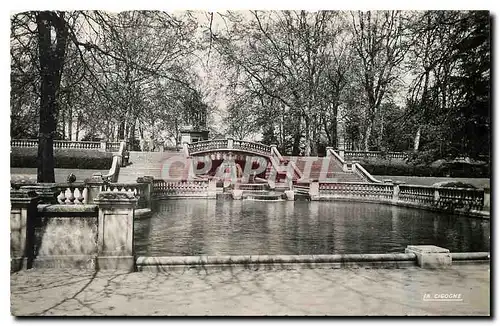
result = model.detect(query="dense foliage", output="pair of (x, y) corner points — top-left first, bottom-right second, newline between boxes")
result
(10, 10), (490, 181)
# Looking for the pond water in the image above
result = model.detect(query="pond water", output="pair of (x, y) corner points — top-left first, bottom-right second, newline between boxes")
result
(134, 199), (490, 256)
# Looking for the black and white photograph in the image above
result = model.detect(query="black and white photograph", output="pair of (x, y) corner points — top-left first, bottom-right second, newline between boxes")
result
(8, 5), (491, 317)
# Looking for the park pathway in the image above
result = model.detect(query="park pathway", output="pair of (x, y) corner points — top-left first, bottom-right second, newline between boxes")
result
(11, 265), (490, 316)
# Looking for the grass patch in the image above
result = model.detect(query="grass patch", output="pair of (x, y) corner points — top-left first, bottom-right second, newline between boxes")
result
(11, 147), (113, 169)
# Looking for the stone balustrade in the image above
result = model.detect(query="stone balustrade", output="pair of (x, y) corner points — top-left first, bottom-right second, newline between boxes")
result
(237, 183), (267, 191)
(105, 142), (121, 152)
(10, 190), (139, 271)
(11, 139), (125, 152)
(187, 139), (228, 154)
(311, 181), (488, 217)
(232, 139), (271, 156)
(152, 179), (216, 198)
(435, 187), (484, 211)
(319, 182), (393, 201)
(187, 138), (272, 157)
(12, 178), (151, 210)
(55, 183), (90, 205)
(11, 139), (38, 148)
(399, 185), (436, 206)
(344, 150), (409, 160)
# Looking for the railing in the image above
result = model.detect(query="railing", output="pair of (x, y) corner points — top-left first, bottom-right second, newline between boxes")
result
(327, 148), (381, 183)
(344, 151), (409, 160)
(101, 183), (146, 196)
(101, 182), (148, 208)
(152, 179), (212, 198)
(54, 140), (101, 150)
(399, 185), (436, 206)
(436, 187), (484, 211)
(106, 142), (121, 152)
(187, 138), (272, 157)
(352, 163), (382, 183)
(313, 181), (488, 216)
(236, 183), (267, 191)
(187, 139), (228, 154)
(270, 146), (303, 181)
(11, 139), (125, 152)
(55, 183), (90, 205)
(11, 139), (38, 148)
(319, 182), (393, 201)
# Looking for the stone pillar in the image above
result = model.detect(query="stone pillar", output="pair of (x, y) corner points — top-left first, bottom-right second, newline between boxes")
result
(227, 138), (234, 149)
(434, 188), (440, 205)
(182, 142), (190, 158)
(309, 181), (319, 201)
(483, 188), (490, 212)
(95, 192), (138, 271)
(392, 182), (401, 202)
(405, 245), (451, 269)
(207, 179), (217, 199)
(86, 174), (105, 204)
(284, 190), (295, 201)
(10, 189), (39, 271)
(100, 141), (107, 152)
(137, 176), (154, 208)
(270, 144), (278, 156)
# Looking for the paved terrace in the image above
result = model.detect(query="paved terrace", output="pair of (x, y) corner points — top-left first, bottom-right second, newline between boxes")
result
(11, 265), (489, 316)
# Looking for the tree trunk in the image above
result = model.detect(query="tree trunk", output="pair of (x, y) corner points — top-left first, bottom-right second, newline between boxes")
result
(36, 11), (68, 183)
(75, 113), (80, 141)
(118, 121), (125, 140)
(363, 121), (372, 152)
(304, 115), (311, 156)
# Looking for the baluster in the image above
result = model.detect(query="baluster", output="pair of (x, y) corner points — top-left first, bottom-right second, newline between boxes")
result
(57, 190), (66, 204)
(74, 187), (83, 204)
(65, 187), (75, 204)
(82, 187), (89, 204)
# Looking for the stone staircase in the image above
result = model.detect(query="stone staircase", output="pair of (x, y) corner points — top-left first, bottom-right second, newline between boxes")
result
(118, 151), (190, 183)
(119, 151), (367, 184)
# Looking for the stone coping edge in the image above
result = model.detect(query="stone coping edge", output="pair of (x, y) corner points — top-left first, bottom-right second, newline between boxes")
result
(136, 253), (417, 266)
(136, 252), (490, 267)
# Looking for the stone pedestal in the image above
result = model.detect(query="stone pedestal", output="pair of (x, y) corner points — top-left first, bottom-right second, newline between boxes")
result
(137, 176), (154, 208)
(232, 189), (243, 200)
(483, 188), (490, 212)
(10, 189), (39, 271)
(100, 141), (106, 152)
(95, 192), (138, 271)
(207, 180), (217, 199)
(405, 245), (451, 269)
(309, 182), (319, 201)
(392, 183), (400, 202)
(86, 174), (105, 204)
(284, 190), (295, 201)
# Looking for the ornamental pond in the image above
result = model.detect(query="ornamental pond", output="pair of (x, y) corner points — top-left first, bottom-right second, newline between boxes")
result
(134, 199), (490, 256)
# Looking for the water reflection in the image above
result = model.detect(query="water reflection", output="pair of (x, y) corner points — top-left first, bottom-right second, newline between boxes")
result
(134, 200), (490, 256)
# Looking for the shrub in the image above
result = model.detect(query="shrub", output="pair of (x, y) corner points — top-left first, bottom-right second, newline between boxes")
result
(359, 157), (489, 178)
